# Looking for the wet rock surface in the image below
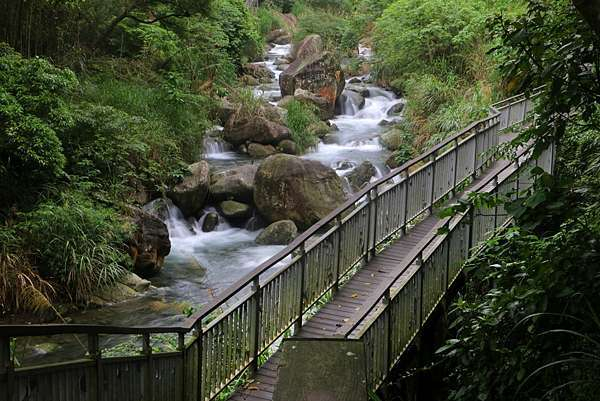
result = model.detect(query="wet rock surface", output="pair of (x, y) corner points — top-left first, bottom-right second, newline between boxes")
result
(254, 154), (346, 229)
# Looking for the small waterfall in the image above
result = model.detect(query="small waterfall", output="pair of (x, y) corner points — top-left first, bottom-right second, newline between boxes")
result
(203, 135), (231, 156)
(165, 203), (196, 238)
(342, 95), (359, 116)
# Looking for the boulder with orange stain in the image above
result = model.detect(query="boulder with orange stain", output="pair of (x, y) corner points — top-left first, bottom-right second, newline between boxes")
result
(279, 51), (345, 113)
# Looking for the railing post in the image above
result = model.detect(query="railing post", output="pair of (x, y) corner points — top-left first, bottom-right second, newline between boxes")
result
(194, 324), (203, 401)
(417, 253), (424, 327)
(0, 336), (12, 401)
(143, 333), (153, 401)
(514, 158), (521, 197)
(295, 243), (306, 333)
(141, 333), (152, 400)
(492, 177), (499, 229)
(250, 277), (261, 374)
(429, 154), (436, 212)
(370, 187), (379, 259)
(88, 333), (100, 401)
(452, 139), (459, 196)
(445, 221), (451, 290)
(472, 131), (479, 179)
(467, 206), (475, 257)
(365, 191), (373, 262)
(334, 216), (343, 293)
(178, 332), (186, 401)
(402, 171), (410, 234)
(383, 288), (391, 374)
(506, 103), (512, 128)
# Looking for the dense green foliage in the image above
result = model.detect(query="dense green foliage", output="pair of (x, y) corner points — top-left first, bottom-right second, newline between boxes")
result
(293, 4), (359, 54)
(369, 0), (520, 152)
(0, 0), (267, 314)
(435, 2), (600, 400)
(0, 46), (76, 206)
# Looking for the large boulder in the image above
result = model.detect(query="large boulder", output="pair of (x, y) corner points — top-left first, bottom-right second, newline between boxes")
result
(217, 98), (236, 125)
(224, 116), (290, 146)
(279, 51), (345, 112)
(142, 197), (175, 221)
(387, 101), (405, 116)
(256, 220), (298, 245)
(278, 139), (299, 155)
(254, 154), (346, 229)
(210, 164), (258, 203)
(294, 89), (334, 120)
(346, 161), (377, 192)
(345, 84), (370, 98)
(293, 34), (324, 61)
(168, 161), (210, 218)
(127, 208), (171, 278)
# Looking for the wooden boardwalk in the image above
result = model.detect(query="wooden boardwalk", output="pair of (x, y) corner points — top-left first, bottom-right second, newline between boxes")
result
(230, 157), (516, 401)
(0, 91), (545, 401)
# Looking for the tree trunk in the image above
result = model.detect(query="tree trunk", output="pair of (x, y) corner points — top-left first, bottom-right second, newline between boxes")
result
(573, 0), (600, 36)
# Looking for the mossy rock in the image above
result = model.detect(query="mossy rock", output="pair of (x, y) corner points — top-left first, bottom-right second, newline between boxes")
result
(254, 154), (346, 229)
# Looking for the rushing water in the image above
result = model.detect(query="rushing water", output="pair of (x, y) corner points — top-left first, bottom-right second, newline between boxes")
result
(31, 42), (403, 343)
(15, 41), (405, 366)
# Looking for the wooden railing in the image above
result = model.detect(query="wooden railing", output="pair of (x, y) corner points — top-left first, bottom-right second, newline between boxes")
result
(0, 91), (539, 401)
(344, 140), (555, 390)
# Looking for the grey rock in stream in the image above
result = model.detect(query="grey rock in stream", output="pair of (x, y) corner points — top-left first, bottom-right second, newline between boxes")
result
(224, 116), (290, 146)
(220, 200), (253, 221)
(254, 154), (346, 229)
(167, 161), (210, 218)
(346, 161), (377, 192)
(127, 208), (171, 278)
(210, 164), (258, 203)
(279, 51), (345, 111)
(202, 212), (220, 232)
(256, 220), (298, 245)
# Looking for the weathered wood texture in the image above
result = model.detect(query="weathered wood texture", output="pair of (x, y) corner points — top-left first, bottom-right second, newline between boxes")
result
(0, 92), (544, 401)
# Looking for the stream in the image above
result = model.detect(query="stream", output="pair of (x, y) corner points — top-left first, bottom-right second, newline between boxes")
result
(17, 42), (403, 365)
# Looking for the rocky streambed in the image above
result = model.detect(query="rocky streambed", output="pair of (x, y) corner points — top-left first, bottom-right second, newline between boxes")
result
(16, 32), (406, 365)
(78, 34), (404, 327)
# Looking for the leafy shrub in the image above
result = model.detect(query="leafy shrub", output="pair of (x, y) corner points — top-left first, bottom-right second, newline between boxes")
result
(19, 191), (131, 303)
(211, 0), (263, 64)
(80, 77), (212, 162)
(0, 46), (77, 206)
(284, 99), (320, 152)
(440, 214), (600, 401)
(256, 6), (283, 36)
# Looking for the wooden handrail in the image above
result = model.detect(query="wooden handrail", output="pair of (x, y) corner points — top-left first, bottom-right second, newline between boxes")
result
(339, 144), (535, 338)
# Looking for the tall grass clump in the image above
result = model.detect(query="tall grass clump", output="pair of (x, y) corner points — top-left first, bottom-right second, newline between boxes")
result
(284, 99), (320, 152)
(19, 192), (131, 304)
(0, 226), (55, 315)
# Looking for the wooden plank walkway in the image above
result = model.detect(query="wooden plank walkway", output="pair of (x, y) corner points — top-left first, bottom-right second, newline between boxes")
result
(230, 157), (514, 401)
